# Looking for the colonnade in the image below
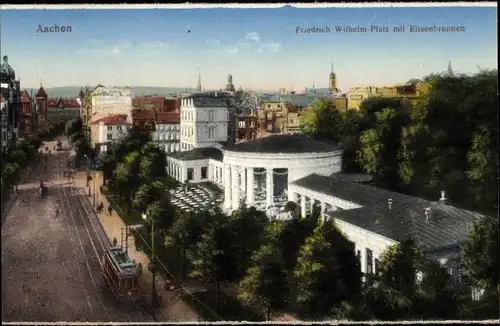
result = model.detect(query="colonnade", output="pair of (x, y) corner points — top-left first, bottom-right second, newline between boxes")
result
(224, 165), (287, 211)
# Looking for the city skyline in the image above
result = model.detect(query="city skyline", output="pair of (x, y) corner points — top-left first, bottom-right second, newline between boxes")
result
(0, 5), (497, 91)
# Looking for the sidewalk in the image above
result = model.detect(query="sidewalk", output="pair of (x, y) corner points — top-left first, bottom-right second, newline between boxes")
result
(73, 170), (200, 321)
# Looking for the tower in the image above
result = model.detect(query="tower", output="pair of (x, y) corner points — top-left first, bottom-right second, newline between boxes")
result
(329, 62), (337, 93)
(447, 61), (453, 76)
(36, 84), (48, 125)
(196, 66), (202, 93)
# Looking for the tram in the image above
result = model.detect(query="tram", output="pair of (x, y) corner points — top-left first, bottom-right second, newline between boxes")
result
(102, 247), (140, 295)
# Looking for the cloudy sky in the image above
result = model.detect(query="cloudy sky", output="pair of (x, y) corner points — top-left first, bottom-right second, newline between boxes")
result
(1, 4), (497, 92)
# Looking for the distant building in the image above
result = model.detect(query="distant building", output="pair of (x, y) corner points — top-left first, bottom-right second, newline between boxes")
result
(132, 95), (181, 113)
(90, 114), (132, 152)
(347, 82), (430, 110)
(90, 85), (133, 122)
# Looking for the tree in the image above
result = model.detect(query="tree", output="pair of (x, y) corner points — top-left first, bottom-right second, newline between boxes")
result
(462, 217), (499, 291)
(378, 240), (424, 296)
(300, 99), (343, 143)
(228, 206), (269, 279)
(189, 212), (237, 311)
(8, 149), (27, 166)
(65, 118), (83, 137)
(238, 245), (289, 321)
(294, 221), (362, 319)
(165, 210), (210, 280)
(466, 126), (498, 214)
(414, 260), (460, 319)
(114, 151), (141, 211)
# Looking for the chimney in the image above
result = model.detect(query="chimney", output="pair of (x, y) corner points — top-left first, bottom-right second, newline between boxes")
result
(424, 207), (431, 222)
(388, 198), (393, 210)
(439, 190), (447, 203)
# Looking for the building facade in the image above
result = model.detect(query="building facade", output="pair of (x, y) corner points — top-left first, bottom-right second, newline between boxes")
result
(154, 112), (181, 153)
(90, 114), (132, 152)
(1, 56), (21, 150)
(179, 91), (233, 151)
(347, 82), (430, 110)
(90, 85), (133, 122)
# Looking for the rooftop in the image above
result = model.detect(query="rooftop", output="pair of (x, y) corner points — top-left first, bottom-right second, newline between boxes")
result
(168, 147), (223, 161)
(291, 173), (486, 251)
(106, 247), (139, 278)
(156, 112), (180, 124)
(185, 91), (234, 99)
(91, 114), (130, 125)
(223, 134), (341, 154)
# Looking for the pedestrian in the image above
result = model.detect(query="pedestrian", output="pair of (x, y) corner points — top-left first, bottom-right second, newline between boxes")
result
(112, 237), (118, 247)
(108, 205), (113, 216)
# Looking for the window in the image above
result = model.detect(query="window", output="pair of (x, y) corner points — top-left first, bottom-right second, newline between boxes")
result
(267, 123), (273, 132)
(366, 249), (373, 274)
(201, 166), (208, 179)
(208, 111), (215, 122)
(208, 127), (216, 139)
(238, 121), (246, 128)
(117, 125), (122, 131)
(107, 126), (112, 131)
(107, 133), (113, 141)
(374, 258), (380, 275)
(357, 250), (361, 263)
(250, 121), (255, 128)
(187, 168), (194, 180)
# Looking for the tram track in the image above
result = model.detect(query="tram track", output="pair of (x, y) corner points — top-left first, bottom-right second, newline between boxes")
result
(55, 157), (111, 322)
(76, 188), (151, 322)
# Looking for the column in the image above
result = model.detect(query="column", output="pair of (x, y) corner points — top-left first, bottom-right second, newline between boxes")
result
(246, 168), (255, 206)
(224, 165), (232, 209)
(321, 202), (327, 222)
(240, 167), (246, 195)
(266, 168), (273, 207)
(231, 166), (240, 210)
(300, 195), (307, 218)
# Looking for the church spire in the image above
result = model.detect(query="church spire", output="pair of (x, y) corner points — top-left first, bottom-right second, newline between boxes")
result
(447, 61), (453, 75)
(196, 66), (202, 92)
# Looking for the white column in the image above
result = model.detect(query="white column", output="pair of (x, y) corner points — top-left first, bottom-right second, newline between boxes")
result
(224, 165), (232, 209)
(232, 166), (240, 210)
(240, 167), (246, 195)
(321, 201), (327, 222)
(266, 168), (273, 207)
(246, 168), (254, 206)
(300, 195), (307, 218)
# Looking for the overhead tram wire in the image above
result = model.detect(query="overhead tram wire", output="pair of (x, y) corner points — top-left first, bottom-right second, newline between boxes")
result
(58, 152), (112, 321)
(107, 197), (224, 321)
(55, 157), (95, 319)
(77, 190), (147, 322)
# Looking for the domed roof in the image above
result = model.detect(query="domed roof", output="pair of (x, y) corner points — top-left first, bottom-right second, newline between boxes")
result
(224, 134), (341, 154)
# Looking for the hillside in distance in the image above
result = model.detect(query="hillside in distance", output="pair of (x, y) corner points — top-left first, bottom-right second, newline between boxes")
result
(22, 86), (193, 99)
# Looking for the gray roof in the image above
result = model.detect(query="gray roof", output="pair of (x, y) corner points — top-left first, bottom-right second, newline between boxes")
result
(281, 94), (332, 108)
(168, 147), (223, 161)
(223, 134), (341, 154)
(291, 173), (486, 252)
(185, 91), (234, 99)
(306, 88), (332, 95)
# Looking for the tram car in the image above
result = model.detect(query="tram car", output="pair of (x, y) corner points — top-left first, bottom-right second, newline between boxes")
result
(102, 247), (140, 295)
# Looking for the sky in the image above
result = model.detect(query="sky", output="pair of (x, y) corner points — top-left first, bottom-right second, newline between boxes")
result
(0, 4), (497, 92)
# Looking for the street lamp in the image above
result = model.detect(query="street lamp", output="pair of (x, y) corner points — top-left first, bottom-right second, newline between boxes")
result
(141, 211), (157, 309)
